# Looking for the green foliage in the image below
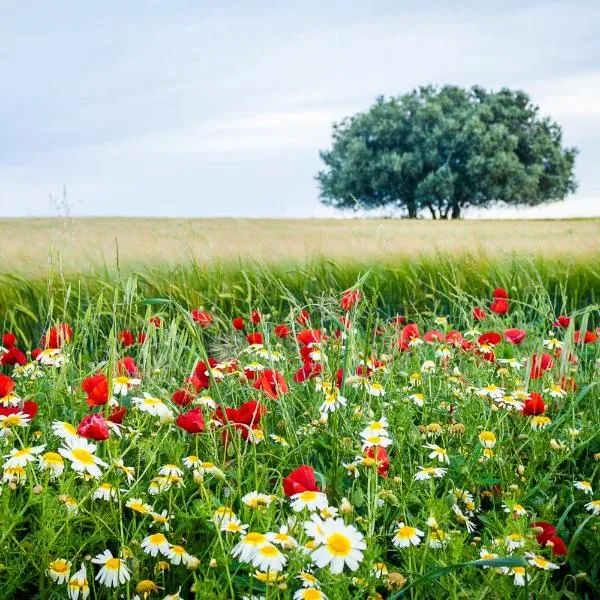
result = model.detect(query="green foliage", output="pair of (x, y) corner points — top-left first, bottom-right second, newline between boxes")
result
(317, 86), (578, 218)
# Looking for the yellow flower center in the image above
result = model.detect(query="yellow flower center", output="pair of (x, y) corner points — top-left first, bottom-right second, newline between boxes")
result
(258, 544), (279, 557)
(148, 533), (166, 545)
(243, 532), (267, 546)
(298, 491), (319, 502)
(326, 532), (352, 556)
(105, 558), (121, 571)
(51, 561), (69, 573)
(397, 526), (416, 539)
(71, 448), (95, 465)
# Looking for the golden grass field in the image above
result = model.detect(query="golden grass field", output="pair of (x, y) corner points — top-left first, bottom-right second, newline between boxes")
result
(1, 217), (599, 273)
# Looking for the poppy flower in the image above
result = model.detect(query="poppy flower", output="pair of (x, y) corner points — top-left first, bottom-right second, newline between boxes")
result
(172, 388), (194, 407)
(531, 521), (556, 545)
(296, 310), (310, 325)
(246, 332), (263, 345)
(473, 307), (487, 321)
(214, 400), (265, 441)
(82, 374), (110, 406)
(574, 330), (597, 344)
(490, 298), (508, 315)
(191, 310), (213, 328)
(176, 408), (205, 433)
(553, 315), (571, 328)
(530, 353), (554, 379)
(546, 535), (567, 556)
(0, 346), (27, 366)
(478, 332), (502, 346)
(137, 332), (146, 344)
(293, 361), (322, 383)
(232, 316), (245, 330)
(190, 360), (217, 390)
(423, 330), (445, 343)
(560, 376), (577, 392)
(396, 323), (420, 351)
(391, 315), (406, 327)
(274, 324), (290, 338)
(31, 348), (42, 360)
(118, 330), (134, 347)
(2, 333), (16, 349)
(42, 323), (73, 349)
(0, 401), (38, 420)
(364, 446), (389, 477)
(0, 374), (16, 398)
(116, 357), (139, 377)
(251, 309), (262, 324)
(282, 465), (320, 497)
(108, 405), (127, 424)
(493, 287), (508, 300)
(340, 289), (362, 311)
(446, 330), (463, 345)
(77, 413), (110, 441)
(252, 370), (289, 399)
(522, 392), (545, 416)
(149, 316), (162, 327)
(296, 329), (323, 346)
(504, 328), (526, 345)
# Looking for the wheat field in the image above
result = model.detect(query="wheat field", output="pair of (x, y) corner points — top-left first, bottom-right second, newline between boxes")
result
(1, 217), (599, 273)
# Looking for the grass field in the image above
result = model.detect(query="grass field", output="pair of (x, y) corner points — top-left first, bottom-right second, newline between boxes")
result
(1, 218), (599, 274)
(0, 218), (599, 599)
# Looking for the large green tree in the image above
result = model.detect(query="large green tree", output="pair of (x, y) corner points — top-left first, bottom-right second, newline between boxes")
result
(317, 86), (577, 219)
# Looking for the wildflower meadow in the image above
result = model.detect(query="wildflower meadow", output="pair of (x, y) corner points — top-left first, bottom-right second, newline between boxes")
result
(0, 259), (599, 599)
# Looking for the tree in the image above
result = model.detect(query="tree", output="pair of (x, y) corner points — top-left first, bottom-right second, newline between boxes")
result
(316, 86), (577, 219)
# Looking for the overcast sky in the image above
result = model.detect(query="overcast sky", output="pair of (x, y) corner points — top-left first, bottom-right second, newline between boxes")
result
(1, 1), (599, 218)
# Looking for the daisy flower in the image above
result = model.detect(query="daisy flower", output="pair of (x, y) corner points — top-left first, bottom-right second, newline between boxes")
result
(544, 384), (567, 399)
(479, 431), (496, 448)
(367, 382), (386, 397)
(67, 564), (89, 600)
(531, 416), (552, 430)
(242, 491), (274, 508)
(495, 395), (525, 411)
(91, 550), (131, 588)
(424, 444), (450, 464)
(221, 518), (249, 535)
(319, 392), (347, 413)
(267, 526), (297, 549)
(47, 558), (72, 584)
(293, 589), (328, 600)
(503, 503), (527, 517)
(360, 433), (392, 450)
(132, 393), (173, 419)
(0, 411), (30, 436)
(165, 544), (193, 566)
(126, 497), (154, 515)
(452, 505), (476, 532)
(585, 499), (600, 515)
(251, 543), (287, 572)
(150, 509), (172, 531)
(479, 548), (499, 563)
(574, 480), (593, 494)
(505, 533), (526, 551)
(269, 434), (289, 446)
(409, 393), (425, 407)
(38, 451), (65, 478)
(158, 464), (183, 477)
(310, 518), (366, 574)
(212, 506), (237, 526)
(3, 444), (45, 468)
(421, 360), (436, 373)
(59, 438), (107, 478)
(413, 466), (447, 481)
(231, 532), (269, 562)
(141, 533), (171, 557)
(296, 571), (320, 588)
(92, 482), (117, 502)
(392, 522), (424, 548)
(525, 552), (559, 570)
(36, 348), (65, 367)
(290, 491), (329, 512)
(182, 455), (200, 469)
(510, 566), (528, 586)
(112, 374), (141, 396)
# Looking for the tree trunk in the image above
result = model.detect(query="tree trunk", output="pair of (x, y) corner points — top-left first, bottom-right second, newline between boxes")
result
(407, 201), (417, 218)
(427, 204), (437, 219)
(451, 202), (461, 219)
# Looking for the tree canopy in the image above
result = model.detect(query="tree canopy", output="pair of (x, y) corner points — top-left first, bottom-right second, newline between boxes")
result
(316, 85), (577, 219)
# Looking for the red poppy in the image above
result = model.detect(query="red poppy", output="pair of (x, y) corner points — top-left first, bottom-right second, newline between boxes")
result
(340, 289), (362, 311)
(116, 357), (139, 377)
(493, 287), (508, 299)
(473, 307), (487, 321)
(77, 413), (110, 441)
(0, 374), (16, 398)
(0, 401), (38, 420)
(42, 323), (73, 348)
(490, 298), (509, 315)
(338, 316), (351, 330)
(232, 316), (245, 330)
(176, 408), (205, 433)
(530, 352), (554, 379)
(478, 331), (502, 346)
(253, 370), (289, 399)
(296, 329), (323, 346)
(137, 332), (147, 344)
(31, 348), (42, 360)
(251, 310), (262, 324)
(423, 330), (445, 343)
(560, 376), (578, 392)
(2, 333), (16, 349)
(391, 315), (406, 327)
(82, 374), (109, 406)
(396, 323), (421, 351)
(574, 330), (597, 344)
(274, 324), (291, 338)
(0, 346), (27, 366)
(172, 388), (195, 406)
(446, 330), (463, 345)
(546, 535), (567, 556)
(246, 332), (263, 345)
(214, 399), (265, 441)
(108, 405), (127, 424)
(364, 446), (389, 477)
(118, 330), (134, 347)
(522, 392), (545, 416)
(531, 521), (556, 545)
(504, 328), (526, 345)
(553, 315), (571, 328)
(191, 310), (213, 327)
(293, 361), (322, 383)
(282, 465), (320, 496)
(190, 360), (214, 390)
(296, 310), (310, 325)
(149, 316), (162, 327)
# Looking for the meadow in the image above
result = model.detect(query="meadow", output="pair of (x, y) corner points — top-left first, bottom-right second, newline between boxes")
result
(0, 219), (599, 599)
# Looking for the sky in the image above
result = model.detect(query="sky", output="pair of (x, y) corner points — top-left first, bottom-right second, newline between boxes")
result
(1, 0), (600, 219)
